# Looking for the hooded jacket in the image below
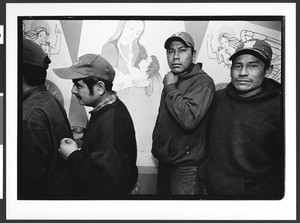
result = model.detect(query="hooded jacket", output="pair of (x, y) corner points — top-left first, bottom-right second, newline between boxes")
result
(152, 63), (215, 166)
(205, 78), (284, 199)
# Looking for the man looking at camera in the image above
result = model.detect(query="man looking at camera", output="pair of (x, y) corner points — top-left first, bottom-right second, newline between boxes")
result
(204, 39), (284, 199)
(151, 32), (215, 195)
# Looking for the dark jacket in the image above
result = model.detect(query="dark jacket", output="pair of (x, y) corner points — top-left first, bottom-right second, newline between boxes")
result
(21, 86), (80, 199)
(205, 78), (284, 199)
(67, 98), (138, 197)
(152, 63), (215, 166)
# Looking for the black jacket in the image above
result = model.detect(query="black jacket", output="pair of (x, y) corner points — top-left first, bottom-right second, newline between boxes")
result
(67, 98), (138, 198)
(21, 86), (80, 199)
(204, 78), (284, 199)
(152, 63), (215, 166)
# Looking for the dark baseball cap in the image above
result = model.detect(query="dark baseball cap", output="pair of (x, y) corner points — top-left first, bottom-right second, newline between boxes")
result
(22, 37), (51, 69)
(164, 32), (195, 49)
(53, 54), (115, 82)
(229, 39), (273, 64)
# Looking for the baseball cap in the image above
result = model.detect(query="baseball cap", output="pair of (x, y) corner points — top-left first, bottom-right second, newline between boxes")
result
(164, 32), (195, 49)
(229, 39), (272, 64)
(53, 54), (115, 82)
(22, 37), (51, 69)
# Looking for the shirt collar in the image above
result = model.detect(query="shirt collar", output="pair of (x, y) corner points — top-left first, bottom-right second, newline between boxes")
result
(89, 92), (117, 114)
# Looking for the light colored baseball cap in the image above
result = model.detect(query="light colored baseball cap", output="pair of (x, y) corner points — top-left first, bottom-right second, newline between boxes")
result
(22, 37), (51, 69)
(229, 39), (273, 64)
(164, 32), (195, 49)
(53, 54), (115, 82)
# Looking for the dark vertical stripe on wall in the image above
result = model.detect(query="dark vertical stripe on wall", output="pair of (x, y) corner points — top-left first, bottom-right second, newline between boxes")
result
(60, 20), (88, 128)
(60, 20), (83, 63)
(185, 21), (210, 59)
(68, 94), (88, 128)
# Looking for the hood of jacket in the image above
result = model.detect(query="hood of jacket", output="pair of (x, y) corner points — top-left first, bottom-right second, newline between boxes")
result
(177, 63), (204, 82)
(226, 78), (282, 101)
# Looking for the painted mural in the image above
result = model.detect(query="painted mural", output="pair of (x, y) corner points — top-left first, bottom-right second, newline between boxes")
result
(21, 19), (282, 169)
(23, 21), (62, 58)
(197, 21), (281, 86)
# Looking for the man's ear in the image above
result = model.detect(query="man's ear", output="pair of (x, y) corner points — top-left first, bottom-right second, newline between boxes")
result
(265, 65), (274, 77)
(96, 81), (105, 96)
(192, 50), (197, 62)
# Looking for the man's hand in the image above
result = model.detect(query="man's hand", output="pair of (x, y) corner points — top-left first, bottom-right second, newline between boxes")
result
(59, 138), (78, 160)
(72, 125), (84, 140)
(163, 71), (179, 86)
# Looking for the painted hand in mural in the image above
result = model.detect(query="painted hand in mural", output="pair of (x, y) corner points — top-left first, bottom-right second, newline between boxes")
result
(112, 69), (130, 91)
(54, 24), (62, 37)
(127, 58), (150, 88)
(207, 32), (213, 41)
(58, 138), (79, 160)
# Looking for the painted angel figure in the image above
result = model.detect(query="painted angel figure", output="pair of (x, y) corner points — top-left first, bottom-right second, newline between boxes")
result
(24, 22), (62, 58)
(207, 31), (241, 69)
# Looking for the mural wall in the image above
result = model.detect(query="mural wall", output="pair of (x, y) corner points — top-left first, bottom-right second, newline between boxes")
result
(22, 19), (282, 170)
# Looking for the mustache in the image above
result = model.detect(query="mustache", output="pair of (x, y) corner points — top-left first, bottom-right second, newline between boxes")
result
(74, 94), (81, 100)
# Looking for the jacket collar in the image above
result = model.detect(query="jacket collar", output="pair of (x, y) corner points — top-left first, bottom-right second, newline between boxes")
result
(23, 85), (47, 101)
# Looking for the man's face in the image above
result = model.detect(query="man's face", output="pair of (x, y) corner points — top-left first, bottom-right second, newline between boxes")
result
(166, 41), (195, 74)
(71, 79), (100, 107)
(231, 54), (269, 92)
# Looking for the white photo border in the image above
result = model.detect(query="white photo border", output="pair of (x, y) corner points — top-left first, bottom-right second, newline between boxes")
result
(6, 2), (296, 220)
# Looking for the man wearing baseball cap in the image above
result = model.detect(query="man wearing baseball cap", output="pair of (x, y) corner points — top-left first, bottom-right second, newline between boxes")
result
(204, 39), (284, 199)
(21, 37), (80, 199)
(152, 32), (215, 195)
(53, 54), (138, 197)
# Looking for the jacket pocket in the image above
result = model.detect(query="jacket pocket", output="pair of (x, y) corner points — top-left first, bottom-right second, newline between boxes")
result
(152, 133), (192, 165)
(152, 133), (173, 163)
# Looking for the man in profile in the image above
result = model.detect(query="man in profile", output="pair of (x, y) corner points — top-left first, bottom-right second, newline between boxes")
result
(54, 54), (138, 197)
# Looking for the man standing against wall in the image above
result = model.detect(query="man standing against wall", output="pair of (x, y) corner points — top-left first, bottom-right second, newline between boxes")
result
(205, 39), (284, 199)
(152, 32), (215, 195)
(53, 54), (138, 197)
(21, 38), (79, 199)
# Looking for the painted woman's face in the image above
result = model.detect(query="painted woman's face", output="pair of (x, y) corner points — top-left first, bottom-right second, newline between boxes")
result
(37, 31), (48, 45)
(122, 21), (144, 42)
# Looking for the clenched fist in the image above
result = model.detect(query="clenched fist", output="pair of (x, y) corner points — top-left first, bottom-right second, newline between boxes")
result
(58, 138), (79, 160)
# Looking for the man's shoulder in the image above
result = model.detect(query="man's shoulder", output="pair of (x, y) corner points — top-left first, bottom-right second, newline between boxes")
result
(193, 64), (215, 85)
(94, 98), (130, 118)
(24, 91), (64, 120)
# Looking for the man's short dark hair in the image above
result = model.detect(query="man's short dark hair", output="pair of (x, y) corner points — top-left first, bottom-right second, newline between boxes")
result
(73, 76), (113, 95)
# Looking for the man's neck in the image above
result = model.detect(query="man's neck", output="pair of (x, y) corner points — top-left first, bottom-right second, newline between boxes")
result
(90, 92), (117, 114)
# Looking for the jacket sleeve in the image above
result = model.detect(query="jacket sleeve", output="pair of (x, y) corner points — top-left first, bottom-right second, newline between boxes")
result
(67, 136), (134, 195)
(21, 117), (52, 196)
(163, 79), (215, 131)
